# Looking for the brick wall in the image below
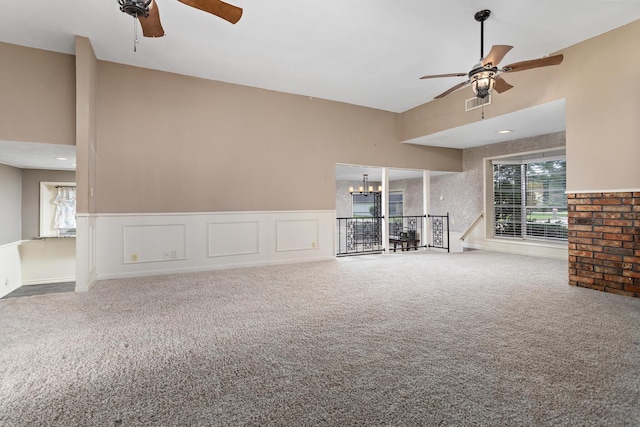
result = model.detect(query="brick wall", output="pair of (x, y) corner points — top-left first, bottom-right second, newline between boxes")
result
(568, 192), (640, 297)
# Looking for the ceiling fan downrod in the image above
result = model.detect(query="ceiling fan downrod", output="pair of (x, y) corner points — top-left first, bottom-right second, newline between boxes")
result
(474, 9), (491, 60)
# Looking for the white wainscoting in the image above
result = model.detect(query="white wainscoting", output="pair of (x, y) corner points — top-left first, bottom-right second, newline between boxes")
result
(19, 238), (76, 285)
(0, 242), (22, 298)
(92, 210), (336, 282)
(76, 215), (97, 292)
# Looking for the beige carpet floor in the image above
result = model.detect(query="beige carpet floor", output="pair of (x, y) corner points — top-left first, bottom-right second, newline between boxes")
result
(1, 250), (639, 426)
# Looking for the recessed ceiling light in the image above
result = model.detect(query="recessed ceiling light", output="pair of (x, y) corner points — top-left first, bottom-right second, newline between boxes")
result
(56, 157), (67, 161)
(497, 130), (513, 134)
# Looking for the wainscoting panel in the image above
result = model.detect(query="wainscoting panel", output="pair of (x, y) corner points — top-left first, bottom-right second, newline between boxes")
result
(208, 221), (259, 258)
(94, 211), (335, 281)
(276, 220), (319, 252)
(123, 224), (187, 264)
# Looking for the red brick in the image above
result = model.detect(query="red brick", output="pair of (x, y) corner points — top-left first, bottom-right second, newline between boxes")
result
(569, 211), (596, 218)
(571, 237), (595, 245)
(594, 253), (623, 262)
(623, 284), (640, 293)
(577, 193), (602, 198)
(569, 250), (594, 258)
(595, 279), (623, 290)
(602, 205), (632, 212)
(623, 256), (640, 264)
(604, 287), (636, 297)
(593, 226), (622, 233)
(623, 270), (640, 279)
(568, 198), (593, 205)
(603, 233), (634, 241)
(604, 274), (633, 284)
(575, 231), (602, 238)
(593, 239), (622, 248)
(623, 242), (640, 250)
(576, 205), (603, 212)
(577, 270), (604, 280)
(603, 192), (632, 198)
(577, 244), (603, 252)
(594, 265), (623, 275)
(568, 255), (577, 262)
(570, 274), (595, 285)
(594, 198), (622, 205)
(595, 212), (622, 219)
(569, 268), (576, 275)
(574, 263), (594, 271)
(603, 219), (634, 227)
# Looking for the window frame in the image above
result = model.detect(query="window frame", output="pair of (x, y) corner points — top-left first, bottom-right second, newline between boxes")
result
(486, 149), (567, 244)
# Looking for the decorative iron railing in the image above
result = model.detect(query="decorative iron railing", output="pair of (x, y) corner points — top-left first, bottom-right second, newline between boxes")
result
(387, 215), (426, 252)
(428, 213), (450, 252)
(336, 214), (450, 255)
(336, 217), (384, 255)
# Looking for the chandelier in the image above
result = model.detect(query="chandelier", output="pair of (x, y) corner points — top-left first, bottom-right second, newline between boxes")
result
(349, 174), (382, 197)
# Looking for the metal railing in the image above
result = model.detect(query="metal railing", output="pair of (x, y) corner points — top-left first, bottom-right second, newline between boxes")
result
(336, 214), (450, 256)
(428, 213), (450, 252)
(388, 215), (426, 252)
(336, 217), (384, 256)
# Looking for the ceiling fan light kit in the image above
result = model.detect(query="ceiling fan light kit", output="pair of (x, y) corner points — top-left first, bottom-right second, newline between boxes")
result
(420, 9), (564, 102)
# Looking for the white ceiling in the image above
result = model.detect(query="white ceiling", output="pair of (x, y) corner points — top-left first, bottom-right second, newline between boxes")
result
(0, 0), (638, 170)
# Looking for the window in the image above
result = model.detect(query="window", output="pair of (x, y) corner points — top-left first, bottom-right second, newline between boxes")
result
(352, 194), (376, 217)
(493, 157), (567, 241)
(352, 191), (403, 217)
(389, 191), (403, 217)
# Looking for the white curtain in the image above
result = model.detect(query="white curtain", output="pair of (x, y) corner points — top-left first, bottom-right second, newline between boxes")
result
(53, 186), (76, 230)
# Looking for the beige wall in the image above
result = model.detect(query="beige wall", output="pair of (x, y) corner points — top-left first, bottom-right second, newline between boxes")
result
(0, 42), (75, 146)
(94, 61), (461, 213)
(400, 19), (640, 193)
(0, 163), (21, 244)
(75, 36), (98, 215)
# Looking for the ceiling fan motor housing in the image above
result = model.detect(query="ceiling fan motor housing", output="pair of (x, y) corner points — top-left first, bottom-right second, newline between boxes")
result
(118, 0), (152, 18)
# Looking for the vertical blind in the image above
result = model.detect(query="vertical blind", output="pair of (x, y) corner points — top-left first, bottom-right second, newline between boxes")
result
(493, 158), (567, 241)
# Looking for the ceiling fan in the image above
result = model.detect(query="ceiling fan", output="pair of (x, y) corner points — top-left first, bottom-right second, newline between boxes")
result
(118, 0), (243, 39)
(420, 9), (564, 100)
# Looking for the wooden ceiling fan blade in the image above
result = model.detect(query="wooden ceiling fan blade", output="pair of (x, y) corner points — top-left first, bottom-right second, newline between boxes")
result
(482, 45), (513, 67)
(178, 0), (243, 24)
(420, 72), (467, 80)
(494, 76), (514, 93)
(434, 80), (470, 99)
(139, 0), (165, 37)
(502, 54), (564, 73)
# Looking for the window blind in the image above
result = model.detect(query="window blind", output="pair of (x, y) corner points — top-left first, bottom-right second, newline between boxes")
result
(493, 159), (567, 241)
